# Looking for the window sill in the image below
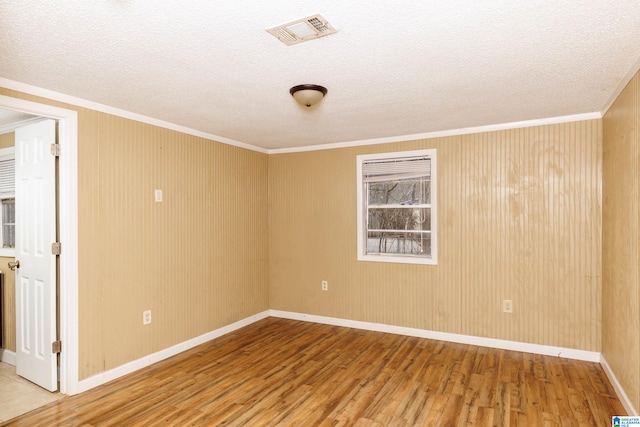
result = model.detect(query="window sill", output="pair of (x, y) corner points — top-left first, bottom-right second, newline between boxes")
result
(358, 253), (437, 265)
(0, 248), (15, 258)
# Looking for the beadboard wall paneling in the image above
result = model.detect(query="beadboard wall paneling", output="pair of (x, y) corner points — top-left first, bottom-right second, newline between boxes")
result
(91, 114), (269, 376)
(0, 132), (13, 148)
(0, 257), (16, 352)
(269, 120), (602, 352)
(603, 69), (640, 412)
(0, 87), (269, 380)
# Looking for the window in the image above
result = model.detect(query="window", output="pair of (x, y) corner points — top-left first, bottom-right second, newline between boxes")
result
(2, 198), (15, 248)
(0, 147), (15, 255)
(357, 149), (436, 265)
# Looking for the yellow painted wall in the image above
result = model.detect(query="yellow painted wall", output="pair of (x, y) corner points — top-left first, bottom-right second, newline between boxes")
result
(603, 69), (640, 412)
(0, 132), (13, 148)
(78, 113), (269, 377)
(0, 258), (15, 352)
(0, 88), (270, 379)
(269, 121), (602, 351)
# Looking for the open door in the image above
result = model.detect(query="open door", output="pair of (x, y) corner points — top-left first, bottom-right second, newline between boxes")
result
(13, 119), (57, 392)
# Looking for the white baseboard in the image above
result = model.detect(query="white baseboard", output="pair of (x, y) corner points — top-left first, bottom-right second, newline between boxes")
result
(77, 310), (270, 393)
(74, 307), (634, 416)
(601, 354), (638, 416)
(269, 310), (601, 363)
(0, 349), (16, 365)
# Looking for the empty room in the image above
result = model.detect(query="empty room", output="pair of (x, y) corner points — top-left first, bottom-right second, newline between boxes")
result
(0, 1), (639, 426)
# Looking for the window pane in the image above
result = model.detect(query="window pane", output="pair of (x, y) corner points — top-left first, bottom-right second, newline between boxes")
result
(368, 207), (431, 231)
(368, 178), (430, 206)
(2, 224), (14, 248)
(2, 198), (15, 248)
(3, 198), (14, 223)
(367, 231), (431, 256)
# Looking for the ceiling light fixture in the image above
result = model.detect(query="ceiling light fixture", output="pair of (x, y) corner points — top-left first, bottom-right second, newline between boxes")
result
(290, 84), (328, 108)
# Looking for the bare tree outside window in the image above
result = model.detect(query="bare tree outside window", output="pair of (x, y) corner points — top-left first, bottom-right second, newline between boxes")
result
(366, 178), (431, 256)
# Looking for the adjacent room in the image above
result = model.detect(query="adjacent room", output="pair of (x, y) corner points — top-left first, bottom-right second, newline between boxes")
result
(0, 1), (639, 425)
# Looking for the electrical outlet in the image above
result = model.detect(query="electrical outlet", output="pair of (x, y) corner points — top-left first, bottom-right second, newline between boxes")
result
(154, 189), (163, 202)
(321, 280), (328, 291)
(143, 310), (152, 325)
(503, 299), (513, 313)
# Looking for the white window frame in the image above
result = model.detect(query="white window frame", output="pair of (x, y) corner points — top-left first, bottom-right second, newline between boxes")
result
(357, 148), (437, 265)
(0, 146), (15, 257)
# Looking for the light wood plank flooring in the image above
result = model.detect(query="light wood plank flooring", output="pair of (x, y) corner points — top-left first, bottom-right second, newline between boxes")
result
(1, 318), (626, 426)
(0, 362), (63, 422)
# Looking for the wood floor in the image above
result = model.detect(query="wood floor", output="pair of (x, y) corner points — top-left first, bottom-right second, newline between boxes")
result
(2, 318), (625, 426)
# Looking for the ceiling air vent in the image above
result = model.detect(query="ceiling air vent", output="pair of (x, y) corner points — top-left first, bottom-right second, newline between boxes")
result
(267, 14), (337, 46)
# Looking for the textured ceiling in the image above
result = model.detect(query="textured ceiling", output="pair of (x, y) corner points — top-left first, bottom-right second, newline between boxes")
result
(1, 1), (640, 150)
(0, 109), (37, 132)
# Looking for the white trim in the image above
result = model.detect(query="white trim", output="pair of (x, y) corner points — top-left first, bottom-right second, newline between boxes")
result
(601, 56), (640, 116)
(0, 249), (15, 257)
(357, 149), (437, 266)
(0, 78), (268, 155)
(269, 112), (602, 154)
(0, 349), (16, 365)
(2, 77), (602, 156)
(0, 117), (45, 135)
(0, 146), (15, 157)
(269, 310), (601, 363)
(36, 307), (634, 415)
(77, 311), (270, 393)
(600, 354), (638, 416)
(0, 95), (79, 396)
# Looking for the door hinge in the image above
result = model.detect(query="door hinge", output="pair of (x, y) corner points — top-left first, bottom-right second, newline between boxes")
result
(52, 340), (62, 354)
(50, 143), (61, 156)
(52, 242), (62, 255)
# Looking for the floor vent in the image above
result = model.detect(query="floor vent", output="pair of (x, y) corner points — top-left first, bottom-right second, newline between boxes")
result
(267, 14), (337, 46)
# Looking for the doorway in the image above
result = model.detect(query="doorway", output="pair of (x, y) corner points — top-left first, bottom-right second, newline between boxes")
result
(0, 95), (79, 396)
(0, 361), (63, 421)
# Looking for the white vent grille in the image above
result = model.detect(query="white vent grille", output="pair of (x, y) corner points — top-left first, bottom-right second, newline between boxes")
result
(267, 14), (337, 46)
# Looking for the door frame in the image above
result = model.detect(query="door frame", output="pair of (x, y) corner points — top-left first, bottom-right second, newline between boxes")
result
(0, 94), (79, 395)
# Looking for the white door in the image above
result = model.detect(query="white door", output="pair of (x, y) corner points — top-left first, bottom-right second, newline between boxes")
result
(14, 119), (57, 392)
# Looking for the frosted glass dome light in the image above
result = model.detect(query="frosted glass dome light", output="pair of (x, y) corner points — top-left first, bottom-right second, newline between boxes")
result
(290, 84), (328, 108)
